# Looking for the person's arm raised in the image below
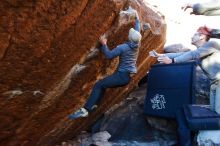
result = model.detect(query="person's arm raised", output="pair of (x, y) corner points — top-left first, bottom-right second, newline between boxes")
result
(99, 35), (122, 59)
(134, 12), (140, 32)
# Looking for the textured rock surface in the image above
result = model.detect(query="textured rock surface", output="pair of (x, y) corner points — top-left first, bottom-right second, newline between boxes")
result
(91, 84), (177, 143)
(103, 84), (176, 138)
(0, 0), (166, 146)
(58, 84), (177, 146)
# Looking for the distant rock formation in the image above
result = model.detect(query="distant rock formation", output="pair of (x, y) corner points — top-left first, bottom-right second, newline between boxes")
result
(0, 0), (166, 145)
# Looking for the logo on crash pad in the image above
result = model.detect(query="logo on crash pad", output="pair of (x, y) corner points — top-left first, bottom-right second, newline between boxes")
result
(150, 94), (166, 110)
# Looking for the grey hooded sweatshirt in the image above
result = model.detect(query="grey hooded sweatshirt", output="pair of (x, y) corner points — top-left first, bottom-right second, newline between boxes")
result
(100, 18), (140, 73)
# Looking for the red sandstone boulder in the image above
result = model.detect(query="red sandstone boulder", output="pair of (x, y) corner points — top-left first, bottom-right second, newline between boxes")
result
(0, 0), (166, 145)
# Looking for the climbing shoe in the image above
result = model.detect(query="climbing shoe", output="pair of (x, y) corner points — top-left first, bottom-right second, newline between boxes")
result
(68, 107), (88, 120)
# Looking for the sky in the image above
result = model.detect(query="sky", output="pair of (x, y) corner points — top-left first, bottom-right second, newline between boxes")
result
(145, 0), (220, 48)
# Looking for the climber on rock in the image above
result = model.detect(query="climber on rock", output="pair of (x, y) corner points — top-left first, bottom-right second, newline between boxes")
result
(68, 7), (142, 120)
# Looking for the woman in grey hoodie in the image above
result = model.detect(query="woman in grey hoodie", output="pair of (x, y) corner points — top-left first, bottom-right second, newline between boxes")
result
(69, 8), (142, 120)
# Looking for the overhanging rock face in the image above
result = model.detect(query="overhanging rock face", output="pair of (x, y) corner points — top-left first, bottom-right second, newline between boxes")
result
(0, 0), (166, 146)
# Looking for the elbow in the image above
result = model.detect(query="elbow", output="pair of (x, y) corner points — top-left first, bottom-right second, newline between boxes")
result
(105, 55), (113, 59)
(103, 52), (114, 59)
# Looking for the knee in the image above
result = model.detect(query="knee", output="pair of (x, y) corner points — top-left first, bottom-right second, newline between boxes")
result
(94, 80), (103, 89)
